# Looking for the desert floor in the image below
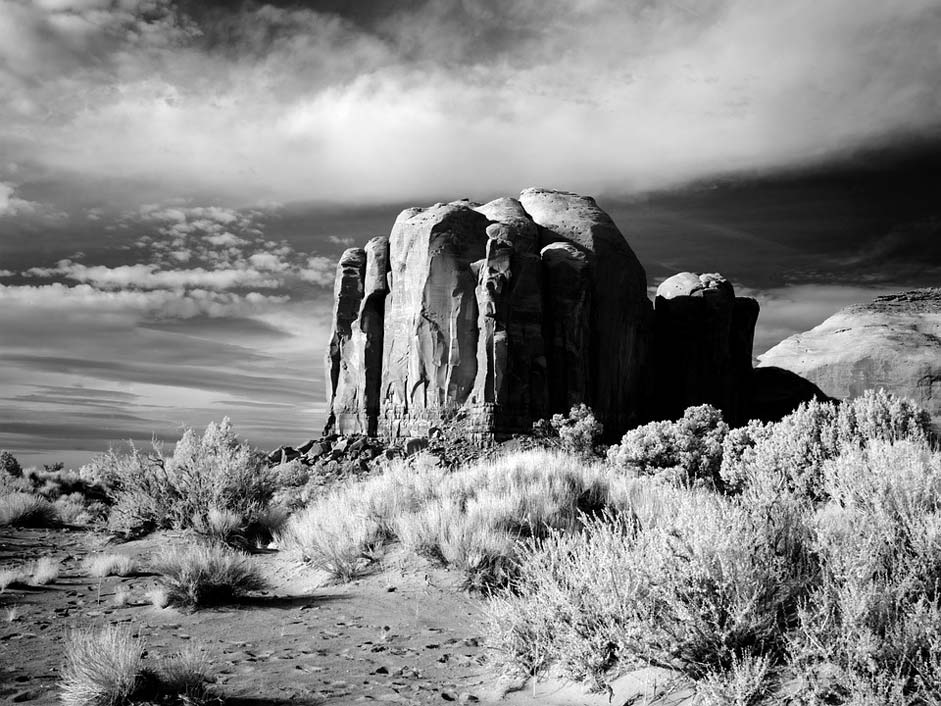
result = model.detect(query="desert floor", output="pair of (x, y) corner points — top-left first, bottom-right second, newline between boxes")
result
(0, 527), (690, 705)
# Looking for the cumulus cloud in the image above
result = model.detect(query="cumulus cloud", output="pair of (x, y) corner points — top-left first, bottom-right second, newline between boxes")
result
(0, 182), (39, 216)
(1, 0), (939, 208)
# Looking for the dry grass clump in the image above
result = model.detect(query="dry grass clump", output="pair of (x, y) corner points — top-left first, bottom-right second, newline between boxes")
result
(0, 556), (62, 589)
(59, 625), (215, 706)
(30, 556), (61, 585)
(0, 492), (58, 527)
(84, 553), (136, 578)
(150, 542), (266, 609)
(60, 625), (143, 706)
(0, 566), (31, 591)
(281, 449), (631, 589)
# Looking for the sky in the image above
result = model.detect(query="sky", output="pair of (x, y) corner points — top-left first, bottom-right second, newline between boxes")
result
(1, 0), (940, 467)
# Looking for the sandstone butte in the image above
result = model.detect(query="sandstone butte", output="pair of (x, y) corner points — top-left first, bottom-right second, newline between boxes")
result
(325, 188), (937, 442)
(324, 187), (777, 442)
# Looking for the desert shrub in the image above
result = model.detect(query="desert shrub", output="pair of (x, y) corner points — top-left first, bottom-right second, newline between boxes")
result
(154, 648), (215, 703)
(102, 418), (274, 541)
(60, 625), (143, 706)
(549, 404), (603, 456)
(787, 441), (941, 703)
(608, 404), (728, 487)
(60, 625), (216, 706)
(487, 482), (816, 690)
(84, 553), (136, 578)
(31, 556), (61, 585)
(695, 653), (774, 706)
(720, 391), (933, 498)
(282, 449), (630, 589)
(0, 566), (31, 591)
(150, 543), (266, 608)
(0, 492), (58, 527)
(0, 450), (22, 477)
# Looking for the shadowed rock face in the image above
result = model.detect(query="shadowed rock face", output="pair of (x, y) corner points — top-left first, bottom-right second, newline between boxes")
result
(325, 248), (366, 434)
(519, 188), (652, 431)
(759, 289), (941, 432)
(324, 189), (765, 441)
(653, 272), (759, 425)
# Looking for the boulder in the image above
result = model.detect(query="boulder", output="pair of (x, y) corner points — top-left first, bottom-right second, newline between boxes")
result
(324, 248), (366, 434)
(653, 272), (758, 425)
(519, 188), (651, 431)
(758, 289), (941, 431)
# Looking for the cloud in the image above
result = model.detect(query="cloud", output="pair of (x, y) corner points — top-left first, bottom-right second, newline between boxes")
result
(0, 182), (39, 216)
(1, 0), (939, 208)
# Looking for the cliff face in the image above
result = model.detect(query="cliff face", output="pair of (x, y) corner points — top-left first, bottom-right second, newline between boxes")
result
(325, 189), (760, 440)
(759, 289), (941, 431)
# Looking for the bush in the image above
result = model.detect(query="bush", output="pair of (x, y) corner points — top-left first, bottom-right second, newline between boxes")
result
(60, 625), (216, 706)
(788, 441), (941, 703)
(487, 483), (816, 690)
(84, 553), (136, 578)
(608, 404), (728, 487)
(720, 391), (933, 498)
(31, 557), (61, 585)
(281, 449), (630, 589)
(0, 450), (22, 477)
(549, 404), (603, 456)
(0, 492), (58, 527)
(0, 566), (31, 591)
(60, 625), (143, 706)
(150, 543), (266, 609)
(102, 418), (274, 541)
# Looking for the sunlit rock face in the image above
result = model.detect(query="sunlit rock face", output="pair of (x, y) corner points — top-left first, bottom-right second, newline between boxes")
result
(324, 189), (764, 441)
(653, 272), (759, 426)
(759, 289), (941, 432)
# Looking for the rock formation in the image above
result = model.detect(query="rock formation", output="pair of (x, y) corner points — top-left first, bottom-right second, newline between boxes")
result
(519, 188), (652, 432)
(759, 289), (941, 432)
(324, 248), (366, 434)
(653, 273), (759, 425)
(325, 188), (763, 441)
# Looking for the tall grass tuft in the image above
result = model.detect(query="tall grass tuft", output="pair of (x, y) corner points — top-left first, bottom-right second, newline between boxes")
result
(0, 492), (58, 527)
(150, 543), (266, 609)
(83, 553), (136, 578)
(60, 625), (143, 706)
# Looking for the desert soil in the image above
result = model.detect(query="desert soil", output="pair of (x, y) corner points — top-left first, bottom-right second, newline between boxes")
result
(0, 527), (690, 706)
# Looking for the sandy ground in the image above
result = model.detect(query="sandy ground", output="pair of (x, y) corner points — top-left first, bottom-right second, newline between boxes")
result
(0, 527), (690, 705)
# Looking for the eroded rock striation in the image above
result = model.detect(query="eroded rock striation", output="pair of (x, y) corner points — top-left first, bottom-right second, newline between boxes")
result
(759, 289), (941, 431)
(325, 189), (763, 440)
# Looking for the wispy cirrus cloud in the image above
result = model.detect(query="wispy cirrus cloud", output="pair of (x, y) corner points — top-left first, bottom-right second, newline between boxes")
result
(0, 198), (337, 466)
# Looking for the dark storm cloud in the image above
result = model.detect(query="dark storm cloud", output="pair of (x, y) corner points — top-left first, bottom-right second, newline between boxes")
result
(2, 0), (940, 209)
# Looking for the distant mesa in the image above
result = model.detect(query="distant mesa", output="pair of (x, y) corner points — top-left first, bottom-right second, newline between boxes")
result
(759, 288), (941, 432)
(323, 188), (874, 441)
